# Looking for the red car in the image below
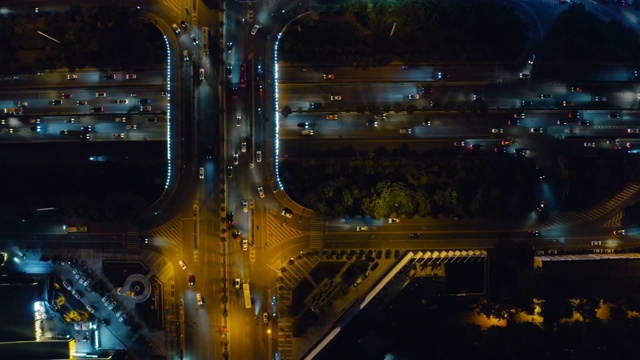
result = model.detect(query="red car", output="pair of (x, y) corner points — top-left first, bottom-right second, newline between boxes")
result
(63, 93), (73, 99)
(188, 274), (195, 285)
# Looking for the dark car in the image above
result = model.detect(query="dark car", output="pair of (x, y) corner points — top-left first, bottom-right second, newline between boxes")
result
(540, 94), (551, 99)
(522, 100), (532, 106)
(309, 102), (322, 109)
(226, 212), (234, 225)
(93, 106), (104, 113)
(52, 99), (62, 105)
(494, 147), (507, 153)
(226, 66), (232, 78)
(528, 230), (540, 237)
(227, 166), (233, 177)
(422, 86), (433, 95)
(507, 119), (520, 126)
(180, 20), (188, 29)
(578, 120), (591, 126)
(188, 274), (195, 285)
(366, 119), (377, 127)
(231, 88), (238, 99)
(609, 112), (621, 119)
(515, 148), (527, 155)
(226, 42), (233, 51)
(139, 99), (152, 104)
(568, 111), (580, 119)
(297, 122), (309, 128)
(105, 74), (116, 80)
(191, 35), (198, 44)
(557, 119), (567, 125)
(81, 126), (92, 133)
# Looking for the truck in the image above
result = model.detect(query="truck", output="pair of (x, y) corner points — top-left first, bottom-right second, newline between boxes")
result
(65, 225), (88, 233)
(242, 282), (251, 309)
(4, 107), (23, 115)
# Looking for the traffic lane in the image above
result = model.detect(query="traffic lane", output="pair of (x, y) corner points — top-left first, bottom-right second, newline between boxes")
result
(277, 64), (531, 83)
(0, 68), (167, 89)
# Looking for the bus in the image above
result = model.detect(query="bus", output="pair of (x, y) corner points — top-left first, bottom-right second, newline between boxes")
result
(242, 282), (251, 309)
(202, 27), (209, 54)
(65, 225), (88, 233)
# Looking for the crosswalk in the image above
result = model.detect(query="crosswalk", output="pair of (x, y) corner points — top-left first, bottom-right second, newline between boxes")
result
(276, 290), (293, 359)
(266, 214), (307, 248)
(309, 219), (325, 249)
(150, 217), (183, 246)
(543, 183), (640, 229)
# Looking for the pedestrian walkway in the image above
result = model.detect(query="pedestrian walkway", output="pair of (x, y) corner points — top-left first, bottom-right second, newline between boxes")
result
(543, 183), (640, 229)
(308, 219), (325, 249)
(266, 214), (307, 249)
(150, 217), (183, 246)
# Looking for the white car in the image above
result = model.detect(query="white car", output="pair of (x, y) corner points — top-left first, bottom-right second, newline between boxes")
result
(126, 124), (137, 130)
(242, 201), (248, 213)
(590, 241), (602, 245)
(125, 74), (136, 79)
(251, 25), (260, 35)
(199, 167), (204, 179)
(356, 226), (368, 231)
(67, 74), (78, 80)
(388, 218), (399, 224)
(258, 186), (265, 198)
(330, 95), (342, 101)
(178, 260), (187, 270)
(242, 239), (248, 250)
(113, 133), (125, 139)
(584, 142), (595, 147)
(491, 128), (504, 134)
(96, 92), (107, 97)
(256, 150), (262, 163)
(263, 313), (269, 323)
(514, 112), (525, 119)
(301, 130), (314, 136)
(234, 278), (241, 288)
(183, 50), (189, 61)
(282, 208), (293, 218)
(233, 153), (239, 164)
(116, 117), (126, 123)
(199, 69), (205, 80)
(241, 142), (247, 152)
(408, 94), (420, 100)
(116, 99), (128, 104)
(172, 24), (181, 34)
(453, 141), (466, 147)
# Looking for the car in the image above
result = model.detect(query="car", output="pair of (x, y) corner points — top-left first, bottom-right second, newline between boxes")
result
(399, 128), (412, 134)
(241, 142), (247, 153)
(472, 94), (483, 101)
(388, 218), (399, 224)
(183, 50), (189, 61)
(494, 147), (507, 153)
(323, 74), (335, 80)
(540, 94), (551, 99)
(234, 278), (241, 288)
(591, 241), (602, 246)
(172, 24), (181, 34)
(255, 150), (262, 163)
(147, 117), (158, 123)
(507, 119), (520, 126)
(409, 233), (420, 239)
(52, 99), (62, 105)
(67, 74), (78, 80)
(515, 148), (527, 155)
(491, 128), (503, 134)
(408, 94), (420, 100)
(557, 119), (567, 125)
(76, 100), (87, 105)
(521, 100), (532, 106)
(258, 186), (265, 198)
(115, 117), (126, 123)
(436, 71), (449, 79)
(528, 53), (536, 64)
(519, 73), (529, 79)
(570, 86), (583, 92)
(233, 153), (239, 164)
(62, 280), (73, 290)
(609, 112), (621, 119)
(226, 41), (233, 51)
(613, 229), (626, 235)
(188, 274), (195, 285)
(578, 120), (591, 126)
(356, 226), (368, 231)
(181, 20), (188, 29)
(231, 88), (238, 99)
(227, 166), (233, 177)
(141, 105), (152, 112)
(177, 260), (187, 270)
(326, 114), (338, 120)
(514, 112), (525, 119)
(263, 313), (269, 323)
(139, 99), (152, 104)
(3, 128), (14, 133)
(199, 69), (205, 80)
(62, 93), (72, 99)
(96, 92), (106, 97)
(568, 111), (580, 119)
(30, 125), (41, 132)
(330, 95), (342, 101)
(242, 239), (248, 250)
(242, 201), (248, 213)
(310, 102), (323, 109)
(453, 141), (466, 147)
(251, 25), (260, 35)
(297, 122), (310, 128)
(105, 74), (116, 80)
(592, 95), (607, 102)
(628, 129), (640, 134)
(93, 106), (104, 113)
(628, 143), (639, 149)
(191, 35), (198, 44)
(196, 293), (204, 305)
(65, 118), (76, 124)
(113, 133), (125, 139)
(119, 314), (127, 323)
(198, 167), (205, 179)
(125, 124), (137, 130)
(72, 290), (82, 299)
(125, 74), (136, 79)
(29, 118), (40, 124)
(86, 305), (95, 313)
(530, 128), (544, 133)
(226, 66), (232, 78)
(536, 200), (546, 212)
(282, 208), (293, 218)
(116, 99), (128, 104)
(366, 119), (377, 127)
(422, 119), (431, 126)
(584, 142), (596, 148)
(562, 101), (575, 107)
(528, 230), (540, 237)
(301, 130), (314, 136)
